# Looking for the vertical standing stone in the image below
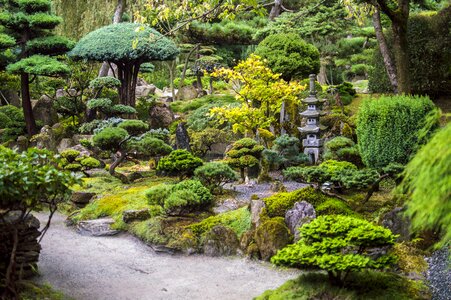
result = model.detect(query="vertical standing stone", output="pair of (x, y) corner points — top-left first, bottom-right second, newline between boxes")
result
(298, 74), (325, 163)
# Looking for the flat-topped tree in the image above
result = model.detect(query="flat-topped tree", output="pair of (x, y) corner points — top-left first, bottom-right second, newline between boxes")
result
(0, 0), (74, 135)
(69, 23), (179, 107)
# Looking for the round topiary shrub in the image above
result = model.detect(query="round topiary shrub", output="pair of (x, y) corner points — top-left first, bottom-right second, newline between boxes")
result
(254, 33), (320, 81)
(93, 127), (128, 151)
(117, 120), (148, 136)
(60, 149), (80, 163)
(146, 184), (173, 206)
(80, 157), (101, 169)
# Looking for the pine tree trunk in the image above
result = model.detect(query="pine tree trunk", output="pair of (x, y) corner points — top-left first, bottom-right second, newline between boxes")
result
(21, 73), (37, 136)
(373, 9), (398, 93)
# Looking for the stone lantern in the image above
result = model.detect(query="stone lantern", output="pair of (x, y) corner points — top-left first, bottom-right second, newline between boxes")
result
(298, 74), (325, 163)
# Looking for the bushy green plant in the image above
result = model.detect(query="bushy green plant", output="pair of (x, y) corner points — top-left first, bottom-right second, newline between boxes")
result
(80, 157), (101, 169)
(263, 135), (309, 170)
(64, 163), (82, 171)
(194, 162), (238, 193)
(254, 33), (320, 81)
(356, 95), (438, 168)
(145, 180), (213, 215)
(0, 105), (26, 142)
(93, 127), (128, 151)
(323, 137), (362, 166)
(272, 215), (397, 286)
(117, 120), (149, 136)
(60, 149), (80, 162)
(189, 128), (230, 157)
(225, 138), (264, 182)
(146, 184), (173, 206)
(398, 123), (451, 247)
(156, 149), (203, 180)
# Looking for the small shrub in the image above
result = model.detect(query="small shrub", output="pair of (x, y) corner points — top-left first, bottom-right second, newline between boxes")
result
(157, 149), (203, 179)
(146, 184), (173, 206)
(80, 157), (101, 169)
(117, 120), (148, 136)
(225, 138), (264, 181)
(64, 163), (82, 171)
(316, 199), (358, 217)
(194, 162), (238, 193)
(92, 127), (128, 151)
(79, 138), (93, 148)
(60, 149), (80, 162)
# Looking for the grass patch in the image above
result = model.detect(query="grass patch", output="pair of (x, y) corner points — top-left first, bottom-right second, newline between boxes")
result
(170, 94), (236, 113)
(19, 282), (70, 300)
(256, 271), (429, 300)
(188, 206), (251, 239)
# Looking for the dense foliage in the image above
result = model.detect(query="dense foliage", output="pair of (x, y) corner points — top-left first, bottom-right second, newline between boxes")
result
(272, 215), (397, 285)
(356, 95), (438, 168)
(263, 134), (309, 170)
(156, 149), (203, 179)
(194, 162), (238, 193)
(254, 33), (320, 81)
(225, 138), (264, 182)
(399, 123), (451, 247)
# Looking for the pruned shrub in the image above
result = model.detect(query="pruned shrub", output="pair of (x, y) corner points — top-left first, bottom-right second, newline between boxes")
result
(156, 149), (203, 179)
(194, 162), (238, 193)
(271, 215), (397, 286)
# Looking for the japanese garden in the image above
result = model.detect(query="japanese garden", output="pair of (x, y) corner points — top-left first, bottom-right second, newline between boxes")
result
(0, 0), (450, 299)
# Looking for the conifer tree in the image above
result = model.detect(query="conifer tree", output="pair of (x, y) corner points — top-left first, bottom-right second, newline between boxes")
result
(0, 0), (74, 135)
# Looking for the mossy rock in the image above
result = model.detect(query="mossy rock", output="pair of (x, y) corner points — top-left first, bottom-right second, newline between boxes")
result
(166, 229), (199, 254)
(202, 225), (239, 257)
(239, 229), (255, 251)
(255, 217), (292, 261)
(263, 187), (330, 218)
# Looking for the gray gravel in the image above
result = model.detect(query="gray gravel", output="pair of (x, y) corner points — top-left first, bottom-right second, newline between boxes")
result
(426, 247), (451, 300)
(34, 213), (298, 300)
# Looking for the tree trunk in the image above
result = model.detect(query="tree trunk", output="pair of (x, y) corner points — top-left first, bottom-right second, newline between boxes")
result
(177, 44), (200, 100)
(269, 0), (282, 20)
(21, 73), (37, 136)
(117, 62), (139, 107)
(392, 20), (410, 93)
(373, 9), (398, 93)
(98, 0), (126, 77)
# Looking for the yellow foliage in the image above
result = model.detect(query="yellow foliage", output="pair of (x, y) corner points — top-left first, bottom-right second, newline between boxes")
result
(210, 55), (306, 136)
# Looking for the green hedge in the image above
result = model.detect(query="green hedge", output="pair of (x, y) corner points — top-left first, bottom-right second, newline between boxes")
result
(356, 95), (437, 168)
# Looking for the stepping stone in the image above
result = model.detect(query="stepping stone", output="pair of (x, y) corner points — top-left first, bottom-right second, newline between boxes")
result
(77, 218), (119, 237)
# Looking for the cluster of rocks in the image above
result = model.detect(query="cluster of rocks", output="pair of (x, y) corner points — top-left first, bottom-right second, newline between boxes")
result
(0, 212), (41, 279)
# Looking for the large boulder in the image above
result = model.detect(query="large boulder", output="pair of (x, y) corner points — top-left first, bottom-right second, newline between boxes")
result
(202, 225), (239, 257)
(0, 89), (20, 107)
(136, 83), (157, 99)
(381, 207), (411, 242)
(72, 134), (93, 145)
(148, 102), (174, 128)
(32, 95), (58, 126)
(34, 125), (57, 151)
(255, 218), (292, 261)
(57, 138), (75, 153)
(285, 201), (316, 241)
(250, 200), (266, 228)
(177, 85), (198, 100)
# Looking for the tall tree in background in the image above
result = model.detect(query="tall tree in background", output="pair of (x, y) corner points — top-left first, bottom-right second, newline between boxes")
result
(0, 0), (74, 136)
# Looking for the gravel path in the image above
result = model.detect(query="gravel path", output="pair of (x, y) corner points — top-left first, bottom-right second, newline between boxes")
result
(426, 247), (451, 300)
(34, 213), (298, 300)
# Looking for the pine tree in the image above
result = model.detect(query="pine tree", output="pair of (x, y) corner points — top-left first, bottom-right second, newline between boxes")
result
(0, 0), (74, 135)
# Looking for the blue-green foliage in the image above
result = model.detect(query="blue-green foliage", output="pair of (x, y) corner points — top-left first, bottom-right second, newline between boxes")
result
(69, 22), (179, 63)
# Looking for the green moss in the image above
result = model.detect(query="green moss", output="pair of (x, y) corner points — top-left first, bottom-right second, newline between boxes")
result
(263, 187), (333, 218)
(71, 175), (174, 227)
(316, 199), (361, 218)
(256, 271), (429, 300)
(19, 282), (68, 300)
(188, 207), (251, 239)
(128, 217), (170, 245)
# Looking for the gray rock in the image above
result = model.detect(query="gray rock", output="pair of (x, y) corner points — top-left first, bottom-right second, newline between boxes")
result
(84, 168), (109, 177)
(122, 209), (150, 223)
(175, 122), (190, 151)
(0, 89), (20, 107)
(285, 201), (316, 241)
(213, 198), (239, 214)
(70, 144), (91, 157)
(77, 218), (119, 237)
(381, 207), (410, 242)
(136, 84), (156, 99)
(72, 134), (93, 144)
(57, 138), (75, 153)
(250, 200), (266, 228)
(202, 225), (239, 257)
(71, 192), (95, 207)
(32, 95), (58, 126)
(270, 180), (286, 193)
(34, 125), (57, 151)
(148, 102), (174, 129)
(177, 85), (198, 100)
